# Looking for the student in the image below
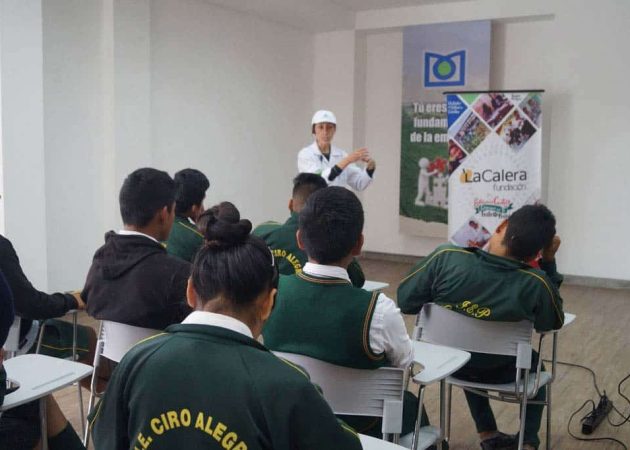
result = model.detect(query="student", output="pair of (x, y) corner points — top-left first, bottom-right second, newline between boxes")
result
(263, 187), (424, 438)
(82, 168), (191, 330)
(0, 272), (84, 450)
(397, 204), (564, 450)
(90, 216), (362, 450)
(166, 168), (211, 262)
(0, 234), (93, 360)
(298, 110), (375, 191)
(253, 173), (365, 287)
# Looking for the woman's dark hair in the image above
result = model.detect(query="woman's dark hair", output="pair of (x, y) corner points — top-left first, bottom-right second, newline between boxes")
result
(192, 215), (278, 308)
(196, 202), (241, 234)
(503, 204), (556, 261)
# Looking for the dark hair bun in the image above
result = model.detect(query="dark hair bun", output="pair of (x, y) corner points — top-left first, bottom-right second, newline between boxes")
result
(203, 214), (252, 247)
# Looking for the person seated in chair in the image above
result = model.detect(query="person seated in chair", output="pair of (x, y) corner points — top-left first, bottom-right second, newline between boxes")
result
(253, 173), (365, 287)
(82, 168), (191, 330)
(397, 204), (564, 450)
(166, 168), (210, 262)
(0, 271), (85, 450)
(0, 234), (95, 363)
(263, 186), (428, 440)
(90, 216), (362, 450)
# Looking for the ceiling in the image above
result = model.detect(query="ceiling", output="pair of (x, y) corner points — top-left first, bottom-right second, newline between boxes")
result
(206, 0), (466, 32)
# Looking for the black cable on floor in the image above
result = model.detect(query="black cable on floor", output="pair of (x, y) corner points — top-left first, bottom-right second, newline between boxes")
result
(543, 359), (630, 448)
(567, 400), (628, 450)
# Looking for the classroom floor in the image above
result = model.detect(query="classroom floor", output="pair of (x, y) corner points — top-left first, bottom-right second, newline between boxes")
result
(55, 255), (630, 449)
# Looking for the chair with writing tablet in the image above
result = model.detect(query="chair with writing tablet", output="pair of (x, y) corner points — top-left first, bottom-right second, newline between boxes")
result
(273, 351), (440, 449)
(415, 303), (572, 450)
(83, 320), (161, 448)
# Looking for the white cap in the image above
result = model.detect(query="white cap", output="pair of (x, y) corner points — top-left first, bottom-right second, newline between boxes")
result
(311, 110), (337, 125)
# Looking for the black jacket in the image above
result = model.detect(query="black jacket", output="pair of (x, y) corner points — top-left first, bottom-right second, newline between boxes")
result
(82, 232), (191, 330)
(0, 234), (77, 321)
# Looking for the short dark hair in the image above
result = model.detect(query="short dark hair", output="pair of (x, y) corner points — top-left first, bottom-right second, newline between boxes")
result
(299, 186), (364, 264)
(292, 173), (327, 205)
(174, 169), (210, 215)
(196, 202), (241, 234)
(119, 168), (176, 227)
(503, 204), (556, 261)
(192, 215), (278, 308)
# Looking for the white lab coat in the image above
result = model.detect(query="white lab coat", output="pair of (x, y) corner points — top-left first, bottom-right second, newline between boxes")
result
(297, 142), (373, 191)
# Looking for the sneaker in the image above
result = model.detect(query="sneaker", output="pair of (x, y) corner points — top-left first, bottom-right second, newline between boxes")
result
(480, 432), (518, 450)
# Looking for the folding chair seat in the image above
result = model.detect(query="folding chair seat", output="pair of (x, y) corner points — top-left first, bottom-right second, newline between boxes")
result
(415, 303), (554, 450)
(83, 320), (161, 448)
(274, 351), (440, 450)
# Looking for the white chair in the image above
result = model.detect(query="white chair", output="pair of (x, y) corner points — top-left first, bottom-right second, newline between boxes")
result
(363, 280), (390, 292)
(1, 354), (92, 450)
(360, 433), (415, 449)
(410, 340), (471, 450)
(273, 351), (439, 449)
(35, 310), (85, 435)
(84, 320), (161, 447)
(3, 316), (40, 359)
(415, 303), (555, 450)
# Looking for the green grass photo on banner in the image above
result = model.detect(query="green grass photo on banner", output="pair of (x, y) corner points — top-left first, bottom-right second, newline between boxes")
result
(399, 103), (448, 223)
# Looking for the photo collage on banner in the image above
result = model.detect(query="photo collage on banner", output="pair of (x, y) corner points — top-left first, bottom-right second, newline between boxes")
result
(399, 20), (490, 237)
(446, 91), (543, 248)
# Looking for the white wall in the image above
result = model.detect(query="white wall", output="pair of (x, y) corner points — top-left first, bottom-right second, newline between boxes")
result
(1, 0), (49, 288)
(328, 0), (630, 280)
(150, 0), (314, 226)
(1, 0), (315, 291)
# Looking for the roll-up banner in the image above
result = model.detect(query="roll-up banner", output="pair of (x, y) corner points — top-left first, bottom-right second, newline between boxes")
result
(399, 20), (491, 237)
(446, 91), (543, 247)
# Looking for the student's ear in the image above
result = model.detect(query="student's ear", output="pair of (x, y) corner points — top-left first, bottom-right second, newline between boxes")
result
(496, 219), (509, 234)
(186, 278), (198, 309)
(350, 233), (364, 257)
(296, 229), (306, 251)
(260, 288), (276, 322)
(288, 198), (294, 213)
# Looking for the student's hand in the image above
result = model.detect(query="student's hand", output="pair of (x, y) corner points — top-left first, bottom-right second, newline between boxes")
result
(71, 291), (86, 310)
(542, 235), (561, 262)
(366, 158), (376, 171)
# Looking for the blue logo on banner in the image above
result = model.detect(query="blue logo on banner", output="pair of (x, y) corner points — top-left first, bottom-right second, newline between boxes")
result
(447, 95), (468, 127)
(424, 50), (466, 87)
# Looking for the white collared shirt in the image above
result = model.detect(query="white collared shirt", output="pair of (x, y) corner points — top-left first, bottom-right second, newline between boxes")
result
(297, 142), (373, 191)
(182, 311), (253, 339)
(303, 262), (413, 368)
(117, 229), (160, 244)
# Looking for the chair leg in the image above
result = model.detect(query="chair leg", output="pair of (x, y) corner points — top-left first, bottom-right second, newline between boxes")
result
(36, 321), (47, 354)
(40, 397), (48, 450)
(545, 384), (551, 450)
(518, 372), (530, 450)
(438, 379), (446, 450)
(445, 383), (453, 443)
(411, 385), (426, 450)
(84, 338), (104, 446)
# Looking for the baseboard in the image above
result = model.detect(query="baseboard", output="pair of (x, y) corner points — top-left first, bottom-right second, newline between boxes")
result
(360, 251), (630, 290)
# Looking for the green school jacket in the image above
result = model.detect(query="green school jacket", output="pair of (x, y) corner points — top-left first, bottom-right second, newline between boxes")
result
(253, 213), (366, 288)
(397, 244), (564, 330)
(397, 244), (565, 367)
(166, 216), (204, 263)
(264, 273), (386, 370)
(90, 324), (361, 450)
